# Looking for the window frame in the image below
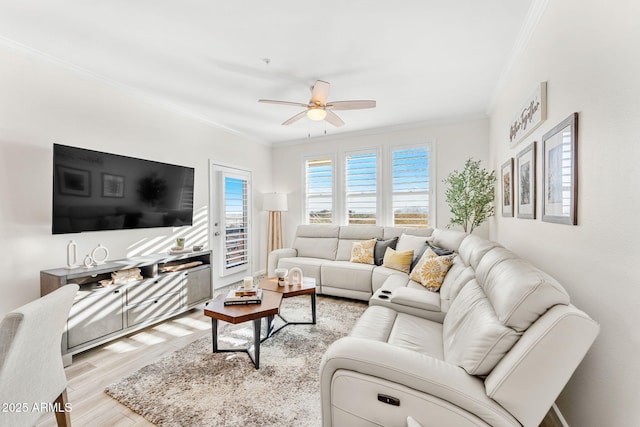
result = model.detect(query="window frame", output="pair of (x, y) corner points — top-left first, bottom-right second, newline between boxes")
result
(301, 152), (336, 225)
(300, 142), (435, 227)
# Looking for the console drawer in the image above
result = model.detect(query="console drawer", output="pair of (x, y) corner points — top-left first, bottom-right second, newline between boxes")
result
(126, 291), (182, 327)
(126, 273), (184, 306)
(68, 287), (124, 349)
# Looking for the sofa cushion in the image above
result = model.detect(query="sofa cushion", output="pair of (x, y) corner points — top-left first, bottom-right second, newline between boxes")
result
(293, 236), (338, 260)
(382, 227), (433, 239)
(443, 280), (520, 376)
(458, 234), (501, 270)
(377, 272), (411, 292)
(349, 239), (376, 265)
(339, 225), (383, 240)
(396, 233), (428, 261)
(439, 261), (475, 312)
(382, 248), (413, 274)
(372, 266), (407, 292)
(334, 227), (384, 261)
(409, 248), (455, 292)
(374, 237), (398, 266)
(349, 305), (397, 342)
(388, 312), (444, 358)
(429, 228), (468, 252)
(390, 287), (441, 312)
(321, 261), (375, 293)
(474, 247), (518, 286)
(296, 224), (340, 238)
(481, 258), (570, 332)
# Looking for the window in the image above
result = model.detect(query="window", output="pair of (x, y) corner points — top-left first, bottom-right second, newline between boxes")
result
(223, 175), (249, 271)
(302, 144), (433, 227)
(392, 146), (430, 227)
(304, 157), (333, 224)
(345, 151), (378, 225)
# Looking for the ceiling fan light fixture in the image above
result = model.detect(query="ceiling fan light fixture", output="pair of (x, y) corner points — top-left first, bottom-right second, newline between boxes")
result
(307, 107), (327, 121)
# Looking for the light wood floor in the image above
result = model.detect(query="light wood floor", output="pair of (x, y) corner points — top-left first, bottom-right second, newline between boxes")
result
(36, 308), (212, 427)
(36, 305), (560, 427)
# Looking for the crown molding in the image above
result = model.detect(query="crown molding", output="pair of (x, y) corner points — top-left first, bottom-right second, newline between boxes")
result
(485, 0), (550, 115)
(0, 35), (268, 145)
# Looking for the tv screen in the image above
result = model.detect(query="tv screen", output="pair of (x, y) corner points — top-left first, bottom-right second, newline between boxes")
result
(52, 144), (194, 234)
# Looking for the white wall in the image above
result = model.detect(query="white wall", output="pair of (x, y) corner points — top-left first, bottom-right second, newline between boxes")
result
(271, 117), (490, 245)
(489, 1), (640, 425)
(0, 42), (272, 317)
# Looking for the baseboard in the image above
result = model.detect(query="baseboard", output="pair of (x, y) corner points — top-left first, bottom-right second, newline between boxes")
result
(549, 404), (570, 427)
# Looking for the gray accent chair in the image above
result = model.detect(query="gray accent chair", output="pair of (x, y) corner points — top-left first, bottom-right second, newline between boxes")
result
(0, 284), (78, 427)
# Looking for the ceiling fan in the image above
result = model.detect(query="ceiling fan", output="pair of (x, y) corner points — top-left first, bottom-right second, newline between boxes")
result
(258, 80), (376, 127)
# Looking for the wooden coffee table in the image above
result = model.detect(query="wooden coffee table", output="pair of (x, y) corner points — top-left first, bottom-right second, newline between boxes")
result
(260, 277), (316, 336)
(204, 289), (282, 369)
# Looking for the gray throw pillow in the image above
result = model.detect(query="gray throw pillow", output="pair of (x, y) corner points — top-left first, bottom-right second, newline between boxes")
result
(427, 241), (455, 256)
(374, 237), (398, 266)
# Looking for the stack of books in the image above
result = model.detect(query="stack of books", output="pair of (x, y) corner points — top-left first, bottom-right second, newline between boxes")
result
(224, 287), (263, 306)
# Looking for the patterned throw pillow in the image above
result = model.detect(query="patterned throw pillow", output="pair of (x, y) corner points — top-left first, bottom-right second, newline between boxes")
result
(381, 247), (414, 274)
(350, 239), (376, 264)
(410, 248), (456, 292)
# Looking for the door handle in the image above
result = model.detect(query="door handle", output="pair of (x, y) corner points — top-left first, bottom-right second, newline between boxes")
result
(214, 232), (220, 236)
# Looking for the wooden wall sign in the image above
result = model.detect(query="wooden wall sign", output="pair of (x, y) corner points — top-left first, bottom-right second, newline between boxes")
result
(509, 82), (547, 148)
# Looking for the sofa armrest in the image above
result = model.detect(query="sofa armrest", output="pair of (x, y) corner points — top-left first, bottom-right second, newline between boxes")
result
(267, 248), (297, 276)
(320, 337), (519, 427)
(390, 287), (441, 311)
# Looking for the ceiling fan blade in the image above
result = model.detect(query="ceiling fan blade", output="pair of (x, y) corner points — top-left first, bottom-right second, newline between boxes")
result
(310, 80), (330, 106)
(324, 110), (345, 127)
(282, 110), (308, 126)
(258, 99), (309, 108)
(326, 100), (376, 110)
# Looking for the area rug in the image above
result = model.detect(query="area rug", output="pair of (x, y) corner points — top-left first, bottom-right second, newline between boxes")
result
(105, 295), (367, 427)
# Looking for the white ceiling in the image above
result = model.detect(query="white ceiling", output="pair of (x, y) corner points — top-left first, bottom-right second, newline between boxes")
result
(0, 0), (534, 144)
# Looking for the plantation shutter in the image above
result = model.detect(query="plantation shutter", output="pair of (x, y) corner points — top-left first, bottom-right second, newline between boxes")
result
(223, 176), (249, 271)
(392, 146), (430, 227)
(345, 152), (377, 225)
(305, 158), (333, 223)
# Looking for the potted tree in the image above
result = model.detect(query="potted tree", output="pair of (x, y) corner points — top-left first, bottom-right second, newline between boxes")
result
(443, 158), (496, 233)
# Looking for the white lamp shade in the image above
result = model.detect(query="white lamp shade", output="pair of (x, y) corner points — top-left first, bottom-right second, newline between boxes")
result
(263, 193), (288, 211)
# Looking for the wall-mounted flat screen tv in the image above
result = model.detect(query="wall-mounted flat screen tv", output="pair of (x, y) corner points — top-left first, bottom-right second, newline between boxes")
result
(52, 144), (195, 234)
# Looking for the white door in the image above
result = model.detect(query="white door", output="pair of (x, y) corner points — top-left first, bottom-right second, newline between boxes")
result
(210, 163), (252, 289)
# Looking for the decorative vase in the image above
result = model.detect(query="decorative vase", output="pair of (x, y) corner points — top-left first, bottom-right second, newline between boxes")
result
(66, 240), (78, 269)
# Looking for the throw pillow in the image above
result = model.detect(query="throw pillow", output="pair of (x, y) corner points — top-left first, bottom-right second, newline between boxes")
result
(427, 241), (455, 256)
(382, 247), (414, 274)
(349, 239), (376, 264)
(410, 248), (456, 292)
(410, 243), (429, 271)
(374, 237), (398, 266)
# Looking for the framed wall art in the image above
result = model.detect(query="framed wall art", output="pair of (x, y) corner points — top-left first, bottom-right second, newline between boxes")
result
(542, 113), (578, 225)
(501, 158), (514, 217)
(56, 165), (91, 197)
(509, 81), (547, 148)
(102, 173), (125, 198)
(516, 141), (536, 219)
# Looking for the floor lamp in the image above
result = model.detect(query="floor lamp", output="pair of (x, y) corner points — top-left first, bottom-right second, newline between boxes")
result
(263, 193), (288, 275)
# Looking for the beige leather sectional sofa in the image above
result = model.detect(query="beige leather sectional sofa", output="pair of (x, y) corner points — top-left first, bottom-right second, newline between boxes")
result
(270, 224), (600, 426)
